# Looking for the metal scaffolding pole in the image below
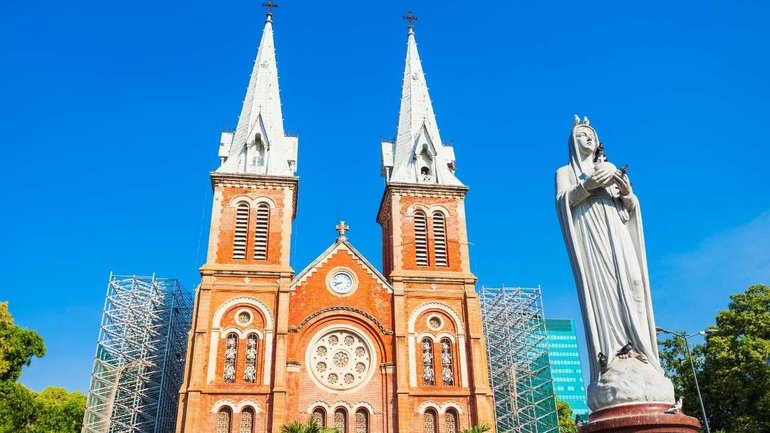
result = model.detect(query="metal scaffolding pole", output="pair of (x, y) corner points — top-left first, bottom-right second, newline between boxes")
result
(82, 274), (193, 433)
(480, 286), (558, 433)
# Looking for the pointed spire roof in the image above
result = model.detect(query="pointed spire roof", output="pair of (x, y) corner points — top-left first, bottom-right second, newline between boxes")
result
(381, 24), (461, 186)
(218, 12), (298, 176)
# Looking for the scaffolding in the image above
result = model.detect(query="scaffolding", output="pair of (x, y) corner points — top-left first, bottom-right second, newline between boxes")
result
(480, 286), (558, 433)
(82, 274), (193, 433)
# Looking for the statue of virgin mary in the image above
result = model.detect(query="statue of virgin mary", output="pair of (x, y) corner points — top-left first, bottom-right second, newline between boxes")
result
(556, 115), (674, 411)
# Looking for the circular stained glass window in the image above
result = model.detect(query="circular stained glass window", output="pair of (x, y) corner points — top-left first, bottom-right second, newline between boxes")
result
(308, 329), (372, 391)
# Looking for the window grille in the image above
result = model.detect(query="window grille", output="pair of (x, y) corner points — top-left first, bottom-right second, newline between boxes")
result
(445, 409), (458, 433)
(223, 333), (238, 383)
(334, 408), (347, 433)
(414, 210), (429, 266)
(432, 211), (447, 266)
(421, 338), (435, 385)
(216, 408), (231, 433)
(244, 334), (258, 383)
(239, 408), (253, 433)
(233, 203), (249, 259)
(423, 409), (437, 433)
(441, 338), (454, 386)
(355, 409), (368, 433)
(312, 408), (325, 427)
(253, 203), (269, 260)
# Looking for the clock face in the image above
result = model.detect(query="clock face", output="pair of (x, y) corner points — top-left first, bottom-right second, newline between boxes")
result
(330, 271), (354, 294)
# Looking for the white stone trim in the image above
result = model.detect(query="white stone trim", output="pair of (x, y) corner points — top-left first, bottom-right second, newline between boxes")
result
(211, 399), (237, 413)
(226, 195), (277, 209)
(236, 400), (263, 414)
(408, 302), (466, 387)
(436, 332), (457, 343)
(209, 297), (274, 384)
(351, 401), (375, 414)
(408, 302), (464, 335)
(212, 296), (274, 330)
(416, 401), (441, 414)
(441, 401), (465, 414)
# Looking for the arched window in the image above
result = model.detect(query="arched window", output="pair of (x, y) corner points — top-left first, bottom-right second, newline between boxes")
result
(239, 407), (254, 433)
(440, 338), (454, 386)
(334, 408), (347, 433)
(432, 211), (447, 267)
(355, 408), (369, 433)
(421, 338), (435, 386)
(233, 202), (250, 259)
(216, 408), (232, 433)
(253, 203), (270, 260)
(311, 407), (326, 427)
(243, 333), (258, 383)
(444, 409), (459, 433)
(223, 333), (238, 383)
(414, 210), (429, 266)
(423, 409), (438, 433)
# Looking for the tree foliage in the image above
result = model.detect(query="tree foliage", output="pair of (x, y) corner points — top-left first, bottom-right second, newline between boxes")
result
(0, 302), (45, 383)
(460, 424), (492, 433)
(0, 302), (86, 433)
(280, 418), (339, 433)
(556, 399), (577, 433)
(659, 284), (770, 433)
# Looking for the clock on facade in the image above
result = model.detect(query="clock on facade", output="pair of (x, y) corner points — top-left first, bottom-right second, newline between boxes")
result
(329, 270), (354, 294)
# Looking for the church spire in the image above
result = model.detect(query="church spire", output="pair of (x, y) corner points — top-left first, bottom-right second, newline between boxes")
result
(380, 15), (461, 186)
(218, 5), (298, 177)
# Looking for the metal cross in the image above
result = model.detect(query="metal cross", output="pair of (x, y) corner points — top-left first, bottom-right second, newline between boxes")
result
(336, 221), (350, 239)
(262, 0), (279, 15)
(403, 10), (418, 30)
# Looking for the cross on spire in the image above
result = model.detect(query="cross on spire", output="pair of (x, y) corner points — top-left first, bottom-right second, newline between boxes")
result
(262, 0), (278, 16)
(336, 221), (350, 240)
(403, 10), (418, 31)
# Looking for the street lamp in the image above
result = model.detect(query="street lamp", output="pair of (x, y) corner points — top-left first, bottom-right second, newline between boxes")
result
(656, 326), (716, 433)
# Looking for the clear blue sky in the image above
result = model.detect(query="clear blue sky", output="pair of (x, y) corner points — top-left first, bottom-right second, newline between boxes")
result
(2, 1), (768, 393)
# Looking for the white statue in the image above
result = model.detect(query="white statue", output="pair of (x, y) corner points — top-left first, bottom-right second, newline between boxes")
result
(556, 115), (674, 411)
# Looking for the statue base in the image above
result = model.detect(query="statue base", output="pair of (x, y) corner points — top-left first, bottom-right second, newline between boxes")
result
(579, 403), (701, 433)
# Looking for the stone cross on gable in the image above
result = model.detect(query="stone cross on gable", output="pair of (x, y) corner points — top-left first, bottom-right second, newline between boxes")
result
(336, 221), (349, 240)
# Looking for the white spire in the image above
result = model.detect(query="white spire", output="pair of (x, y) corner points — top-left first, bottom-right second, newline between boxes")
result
(381, 26), (461, 186)
(217, 13), (298, 176)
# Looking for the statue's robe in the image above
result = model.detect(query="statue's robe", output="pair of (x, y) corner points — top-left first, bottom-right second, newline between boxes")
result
(555, 137), (662, 386)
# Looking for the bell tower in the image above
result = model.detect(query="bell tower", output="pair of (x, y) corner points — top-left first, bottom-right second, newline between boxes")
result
(377, 16), (496, 432)
(176, 7), (298, 433)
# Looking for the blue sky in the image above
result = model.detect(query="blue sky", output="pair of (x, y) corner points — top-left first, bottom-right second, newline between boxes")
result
(1, 1), (768, 393)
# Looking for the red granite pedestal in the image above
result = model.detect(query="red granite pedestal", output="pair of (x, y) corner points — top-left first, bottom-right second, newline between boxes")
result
(579, 403), (701, 433)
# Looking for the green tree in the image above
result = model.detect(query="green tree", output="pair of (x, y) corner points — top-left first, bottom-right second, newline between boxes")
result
(30, 387), (87, 433)
(659, 284), (770, 433)
(280, 418), (338, 433)
(0, 302), (85, 433)
(460, 424), (492, 433)
(556, 399), (577, 433)
(0, 302), (45, 382)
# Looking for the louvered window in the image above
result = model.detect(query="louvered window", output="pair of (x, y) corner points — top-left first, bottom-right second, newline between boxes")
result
(233, 203), (250, 260)
(414, 210), (429, 266)
(253, 203), (270, 260)
(432, 211), (447, 267)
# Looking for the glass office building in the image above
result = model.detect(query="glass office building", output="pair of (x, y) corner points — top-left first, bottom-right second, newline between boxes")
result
(545, 319), (589, 419)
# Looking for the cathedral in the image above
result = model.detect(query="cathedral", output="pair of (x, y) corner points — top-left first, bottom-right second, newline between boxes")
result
(175, 9), (496, 433)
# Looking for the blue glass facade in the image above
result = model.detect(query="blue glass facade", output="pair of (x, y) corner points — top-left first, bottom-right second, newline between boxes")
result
(546, 319), (590, 419)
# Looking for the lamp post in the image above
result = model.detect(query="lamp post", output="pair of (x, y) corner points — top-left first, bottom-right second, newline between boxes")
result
(656, 326), (716, 433)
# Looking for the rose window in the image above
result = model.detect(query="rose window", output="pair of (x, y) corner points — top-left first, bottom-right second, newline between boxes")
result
(309, 329), (372, 391)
